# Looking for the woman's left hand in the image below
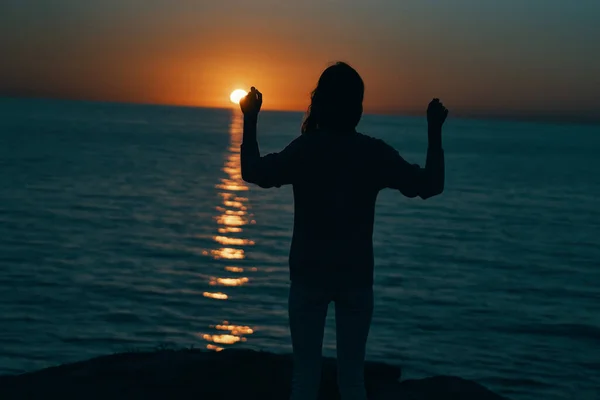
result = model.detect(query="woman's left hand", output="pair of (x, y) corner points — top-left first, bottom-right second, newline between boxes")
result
(240, 87), (262, 118)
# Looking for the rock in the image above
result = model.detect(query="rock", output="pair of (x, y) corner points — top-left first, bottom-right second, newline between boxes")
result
(0, 349), (507, 399)
(396, 375), (508, 400)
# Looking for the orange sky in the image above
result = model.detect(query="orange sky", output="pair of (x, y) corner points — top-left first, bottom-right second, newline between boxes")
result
(1, 1), (599, 120)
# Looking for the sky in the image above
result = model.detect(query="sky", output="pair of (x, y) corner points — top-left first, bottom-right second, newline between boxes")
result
(1, 0), (599, 120)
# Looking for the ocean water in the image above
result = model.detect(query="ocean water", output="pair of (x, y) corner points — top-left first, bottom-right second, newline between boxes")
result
(0, 98), (599, 400)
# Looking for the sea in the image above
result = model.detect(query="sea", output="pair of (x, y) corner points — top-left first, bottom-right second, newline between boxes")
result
(0, 98), (599, 400)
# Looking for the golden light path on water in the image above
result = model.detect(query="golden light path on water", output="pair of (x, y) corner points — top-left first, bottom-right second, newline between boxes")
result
(200, 112), (256, 351)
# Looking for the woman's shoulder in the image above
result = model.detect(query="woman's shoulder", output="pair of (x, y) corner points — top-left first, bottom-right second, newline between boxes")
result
(354, 132), (391, 149)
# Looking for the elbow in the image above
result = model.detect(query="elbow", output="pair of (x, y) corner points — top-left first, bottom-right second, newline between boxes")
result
(241, 167), (272, 188)
(419, 183), (444, 200)
(241, 168), (255, 184)
(241, 161), (259, 185)
(419, 174), (444, 200)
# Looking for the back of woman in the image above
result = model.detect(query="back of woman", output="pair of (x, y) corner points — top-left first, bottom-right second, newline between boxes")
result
(238, 62), (448, 400)
(289, 131), (392, 288)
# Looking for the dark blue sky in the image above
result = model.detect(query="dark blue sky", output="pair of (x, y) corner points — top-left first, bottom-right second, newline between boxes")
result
(1, 0), (599, 118)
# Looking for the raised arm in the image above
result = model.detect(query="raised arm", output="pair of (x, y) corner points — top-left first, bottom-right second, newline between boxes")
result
(239, 87), (302, 188)
(379, 99), (447, 199)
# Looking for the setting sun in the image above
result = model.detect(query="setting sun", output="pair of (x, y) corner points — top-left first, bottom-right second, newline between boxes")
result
(230, 89), (247, 105)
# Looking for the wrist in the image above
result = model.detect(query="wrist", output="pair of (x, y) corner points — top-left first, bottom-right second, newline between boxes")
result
(243, 114), (258, 142)
(244, 114), (258, 124)
(427, 126), (442, 148)
(428, 123), (442, 133)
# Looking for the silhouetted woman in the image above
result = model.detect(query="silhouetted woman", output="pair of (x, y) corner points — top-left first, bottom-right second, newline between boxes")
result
(239, 62), (447, 400)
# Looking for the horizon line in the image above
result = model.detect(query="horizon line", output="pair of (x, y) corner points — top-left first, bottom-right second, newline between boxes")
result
(2, 94), (599, 126)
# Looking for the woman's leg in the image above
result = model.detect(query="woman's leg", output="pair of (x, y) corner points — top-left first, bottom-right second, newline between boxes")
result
(288, 282), (331, 400)
(334, 286), (374, 400)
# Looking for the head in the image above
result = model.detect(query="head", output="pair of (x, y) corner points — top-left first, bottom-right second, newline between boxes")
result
(301, 62), (364, 134)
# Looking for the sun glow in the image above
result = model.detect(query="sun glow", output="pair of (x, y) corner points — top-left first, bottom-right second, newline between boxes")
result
(230, 89), (247, 104)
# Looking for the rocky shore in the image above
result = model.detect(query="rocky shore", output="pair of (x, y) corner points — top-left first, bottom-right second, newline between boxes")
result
(0, 348), (508, 399)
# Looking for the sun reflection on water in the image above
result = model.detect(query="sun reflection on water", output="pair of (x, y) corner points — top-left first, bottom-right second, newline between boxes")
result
(216, 214), (245, 227)
(206, 344), (224, 352)
(224, 266), (244, 273)
(213, 236), (255, 246)
(200, 111), (257, 352)
(212, 323), (254, 335)
(210, 277), (250, 286)
(208, 247), (245, 260)
(218, 226), (242, 234)
(202, 333), (247, 344)
(203, 292), (228, 300)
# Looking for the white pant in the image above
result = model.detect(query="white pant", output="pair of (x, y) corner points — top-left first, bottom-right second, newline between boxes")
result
(288, 282), (374, 400)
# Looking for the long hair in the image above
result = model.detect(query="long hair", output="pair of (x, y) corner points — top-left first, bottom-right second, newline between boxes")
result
(301, 62), (364, 135)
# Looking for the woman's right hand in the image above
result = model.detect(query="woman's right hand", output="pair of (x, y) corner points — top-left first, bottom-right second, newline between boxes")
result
(427, 98), (449, 128)
(240, 87), (263, 118)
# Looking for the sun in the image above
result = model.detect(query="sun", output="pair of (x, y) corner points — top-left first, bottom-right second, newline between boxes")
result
(230, 89), (247, 105)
